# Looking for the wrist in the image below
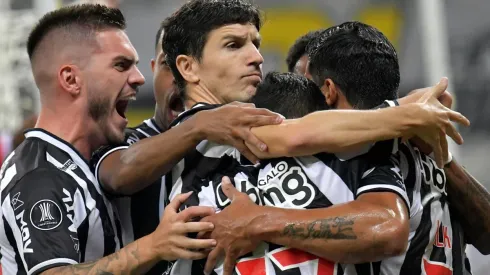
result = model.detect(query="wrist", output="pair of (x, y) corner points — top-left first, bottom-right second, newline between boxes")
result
(144, 233), (163, 261)
(388, 104), (422, 137)
(186, 114), (207, 143)
(246, 205), (283, 242)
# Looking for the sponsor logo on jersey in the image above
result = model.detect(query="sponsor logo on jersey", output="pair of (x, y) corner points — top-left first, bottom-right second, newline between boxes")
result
(216, 161), (316, 209)
(11, 192), (24, 211)
(60, 159), (78, 172)
(29, 199), (63, 231)
(15, 210), (33, 253)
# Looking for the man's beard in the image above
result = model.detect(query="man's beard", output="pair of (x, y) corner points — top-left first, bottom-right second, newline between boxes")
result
(88, 91), (125, 145)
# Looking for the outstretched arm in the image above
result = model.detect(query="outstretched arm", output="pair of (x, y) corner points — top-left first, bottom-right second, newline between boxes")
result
(95, 103), (282, 195)
(249, 78), (469, 168)
(444, 158), (490, 254)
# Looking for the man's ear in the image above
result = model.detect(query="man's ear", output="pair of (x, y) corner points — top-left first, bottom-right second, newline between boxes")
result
(58, 65), (82, 96)
(321, 78), (339, 107)
(150, 58), (156, 73)
(175, 54), (199, 84)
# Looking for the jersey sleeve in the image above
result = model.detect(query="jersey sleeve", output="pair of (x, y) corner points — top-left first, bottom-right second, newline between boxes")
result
(356, 155), (410, 210)
(90, 144), (128, 185)
(4, 168), (82, 274)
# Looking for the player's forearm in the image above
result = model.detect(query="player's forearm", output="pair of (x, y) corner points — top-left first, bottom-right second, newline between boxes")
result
(444, 158), (490, 255)
(100, 117), (203, 195)
(247, 201), (408, 263)
(251, 104), (421, 158)
(41, 235), (158, 275)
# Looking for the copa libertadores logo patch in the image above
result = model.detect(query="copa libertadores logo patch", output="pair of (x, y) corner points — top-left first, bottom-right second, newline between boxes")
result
(30, 199), (63, 231)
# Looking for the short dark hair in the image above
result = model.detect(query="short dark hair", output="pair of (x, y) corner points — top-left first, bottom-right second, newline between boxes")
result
(27, 3), (126, 60)
(286, 30), (323, 73)
(155, 24), (164, 55)
(251, 72), (329, 119)
(162, 0), (262, 93)
(308, 21), (400, 109)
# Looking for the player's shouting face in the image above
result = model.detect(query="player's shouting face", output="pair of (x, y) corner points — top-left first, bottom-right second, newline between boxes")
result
(84, 29), (145, 144)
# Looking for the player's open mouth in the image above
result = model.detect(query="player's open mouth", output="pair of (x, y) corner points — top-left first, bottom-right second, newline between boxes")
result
(116, 99), (129, 119)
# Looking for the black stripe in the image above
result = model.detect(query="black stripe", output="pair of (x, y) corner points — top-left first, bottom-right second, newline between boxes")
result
(399, 144), (417, 207)
(131, 182), (161, 240)
(399, 198), (433, 275)
(355, 262), (372, 275)
(4, 216), (27, 275)
(451, 212), (463, 275)
(372, 261), (381, 275)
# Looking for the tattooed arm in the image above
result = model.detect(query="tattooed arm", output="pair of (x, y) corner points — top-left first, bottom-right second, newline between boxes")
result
(41, 235), (157, 275)
(201, 177), (409, 274)
(444, 158), (490, 254)
(40, 192), (217, 275)
(250, 192), (408, 264)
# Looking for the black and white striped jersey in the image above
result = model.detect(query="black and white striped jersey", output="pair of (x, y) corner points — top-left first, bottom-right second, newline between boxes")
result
(0, 129), (121, 275)
(91, 118), (169, 275)
(390, 142), (471, 275)
(167, 103), (407, 275)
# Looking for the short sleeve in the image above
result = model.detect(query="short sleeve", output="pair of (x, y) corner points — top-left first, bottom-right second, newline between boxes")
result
(90, 144), (128, 186)
(4, 168), (82, 274)
(356, 156), (410, 211)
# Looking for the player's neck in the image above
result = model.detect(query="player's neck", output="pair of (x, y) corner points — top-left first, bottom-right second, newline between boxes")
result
(184, 85), (223, 109)
(36, 107), (94, 160)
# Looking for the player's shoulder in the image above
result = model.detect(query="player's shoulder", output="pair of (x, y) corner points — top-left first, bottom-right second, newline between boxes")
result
(125, 118), (164, 145)
(169, 103), (220, 128)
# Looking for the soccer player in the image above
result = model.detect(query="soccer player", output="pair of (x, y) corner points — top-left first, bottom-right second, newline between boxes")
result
(90, 22), (288, 274)
(0, 4), (219, 275)
(306, 21), (486, 274)
(158, 0), (468, 273)
(286, 30), (323, 75)
(92, 2), (467, 264)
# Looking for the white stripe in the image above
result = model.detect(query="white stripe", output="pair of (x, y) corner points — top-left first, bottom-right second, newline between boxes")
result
(136, 128), (151, 138)
(2, 194), (29, 272)
(1, 164), (16, 192)
(357, 184), (410, 208)
(385, 100), (397, 107)
(0, 199), (18, 275)
(94, 146), (128, 186)
(383, 100), (400, 154)
(24, 131), (99, 194)
(46, 153), (96, 211)
(145, 119), (161, 134)
(159, 176), (166, 219)
(47, 153), (120, 252)
(28, 258), (78, 275)
(0, 151), (15, 176)
(294, 156), (355, 205)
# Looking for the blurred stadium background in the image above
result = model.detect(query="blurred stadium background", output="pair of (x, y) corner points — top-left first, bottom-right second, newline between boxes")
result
(1, 0), (489, 273)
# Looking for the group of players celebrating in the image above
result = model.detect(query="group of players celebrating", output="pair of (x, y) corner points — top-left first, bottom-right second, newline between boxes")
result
(0, 1), (489, 275)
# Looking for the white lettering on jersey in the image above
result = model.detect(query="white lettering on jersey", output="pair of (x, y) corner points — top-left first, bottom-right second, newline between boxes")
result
(62, 188), (77, 233)
(15, 210), (33, 253)
(216, 161), (316, 209)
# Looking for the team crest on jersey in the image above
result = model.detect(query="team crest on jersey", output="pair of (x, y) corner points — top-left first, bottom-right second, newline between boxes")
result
(30, 199), (63, 231)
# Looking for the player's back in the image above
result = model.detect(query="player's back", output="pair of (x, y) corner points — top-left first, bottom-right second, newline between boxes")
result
(391, 142), (470, 275)
(0, 129), (121, 275)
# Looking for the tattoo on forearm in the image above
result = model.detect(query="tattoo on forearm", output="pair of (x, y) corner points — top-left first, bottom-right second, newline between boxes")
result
(282, 217), (357, 240)
(43, 239), (144, 275)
